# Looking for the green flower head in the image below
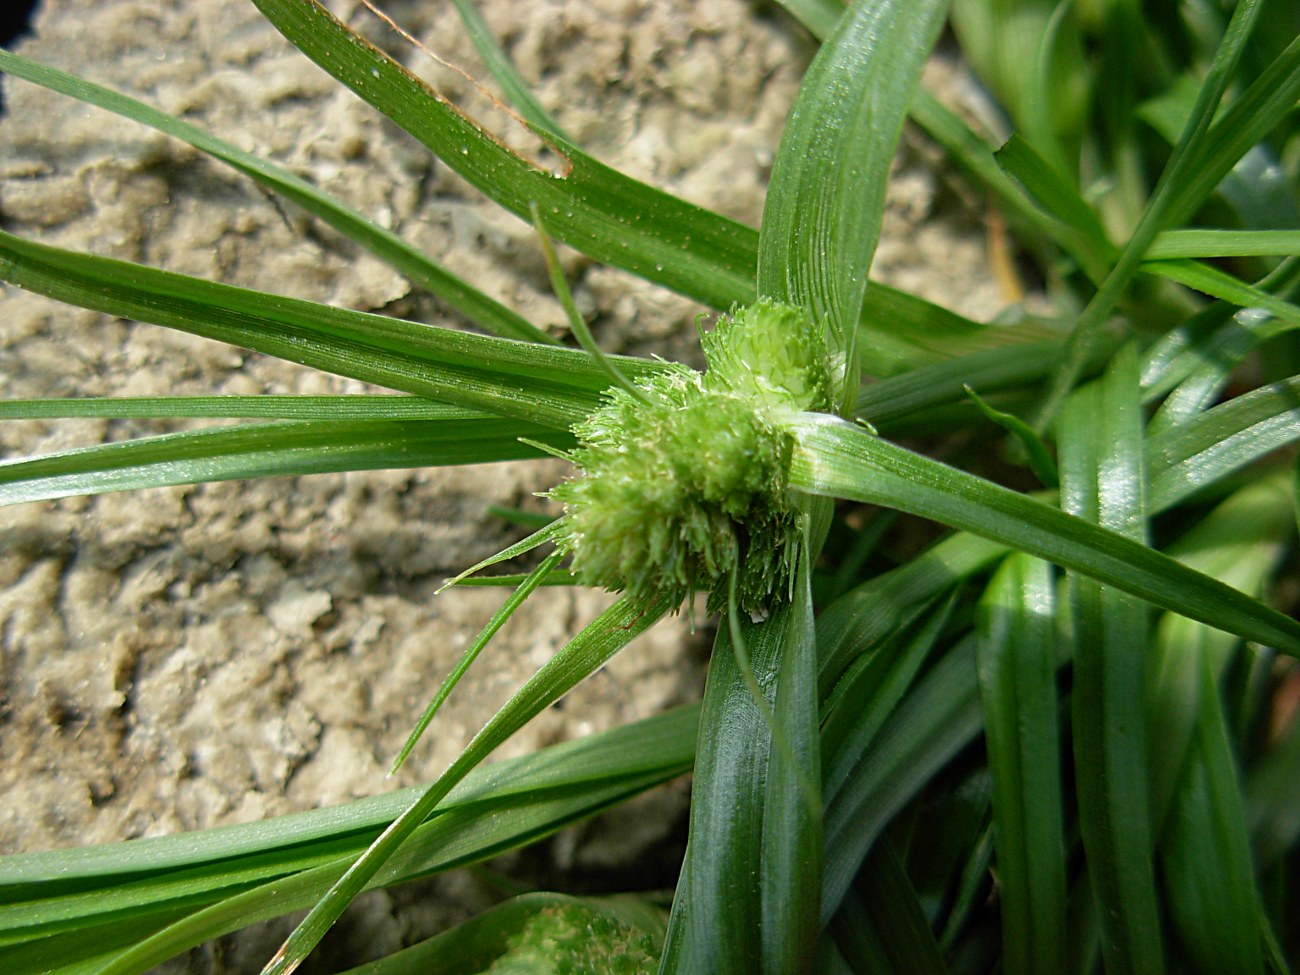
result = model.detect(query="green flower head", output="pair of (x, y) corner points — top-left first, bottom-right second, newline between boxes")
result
(553, 299), (836, 615)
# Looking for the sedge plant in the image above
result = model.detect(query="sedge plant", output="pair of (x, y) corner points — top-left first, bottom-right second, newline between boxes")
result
(2, 0), (1300, 972)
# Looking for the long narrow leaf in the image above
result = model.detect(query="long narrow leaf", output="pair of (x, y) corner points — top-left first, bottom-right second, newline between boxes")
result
(1057, 346), (1163, 975)
(995, 133), (1113, 274)
(0, 704), (698, 966)
(0, 49), (552, 345)
(392, 550), (567, 773)
(262, 591), (674, 975)
(1032, 0), (1274, 427)
(1138, 258), (1300, 401)
(1145, 475), (1292, 912)
(0, 229), (650, 429)
(856, 289), (1054, 381)
(1160, 659), (1266, 975)
(976, 553), (1067, 975)
(1178, 34), (1300, 233)
(817, 532), (1012, 688)
(906, 88), (1034, 223)
(448, 0), (569, 142)
(1147, 374), (1300, 511)
(1143, 258), (1300, 329)
(251, 0), (757, 308)
(0, 396), (487, 421)
(773, 0), (844, 40)
(1147, 229), (1300, 260)
(822, 596), (955, 801)
(854, 339), (1076, 430)
(0, 703), (698, 890)
(661, 569), (821, 975)
(788, 412), (1300, 656)
(22, 772), (672, 975)
(258, 0), (1054, 373)
(760, 539), (823, 975)
(821, 637), (983, 917)
(758, 0), (950, 372)
(829, 839), (949, 975)
(0, 417), (567, 506)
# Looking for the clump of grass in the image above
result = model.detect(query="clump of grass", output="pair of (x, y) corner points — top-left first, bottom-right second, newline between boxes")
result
(1, 0), (1299, 973)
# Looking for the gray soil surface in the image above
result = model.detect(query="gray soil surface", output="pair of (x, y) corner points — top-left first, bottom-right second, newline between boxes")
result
(0, 0), (1006, 969)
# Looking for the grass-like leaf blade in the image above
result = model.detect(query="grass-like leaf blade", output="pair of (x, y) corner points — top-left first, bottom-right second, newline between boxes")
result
(261, 591), (675, 975)
(448, 0), (569, 142)
(1175, 34), (1300, 233)
(21, 771), (671, 975)
(250, 0), (994, 381)
(1031, 0), (1274, 428)
(1142, 259), (1300, 329)
(0, 229), (653, 429)
(817, 532), (1009, 688)
(994, 133), (1113, 276)
(1147, 474), (1293, 829)
(0, 49), (552, 345)
(0, 704), (696, 890)
(758, 541), (823, 975)
(821, 596), (955, 803)
(788, 413), (1300, 656)
(1160, 660), (1266, 975)
(392, 549), (567, 774)
(758, 0), (950, 370)
(1147, 475), (1290, 975)
(828, 839), (949, 974)
(0, 704), (698, 969)
(820, 638), (983, 917)
(1147, 374), (1300, 511)
(1138, 257), (1300, 404)
(251, 0), (757, 309)
(0, 396), (490, 421)
(661, 581), (821, 975)
(772, 0), (843, 41)
(1057, 346), (1163, 975)
(0, 417), (568, 507)
(1147, 229), (1300, 260)
(976, 553), (1067, 975)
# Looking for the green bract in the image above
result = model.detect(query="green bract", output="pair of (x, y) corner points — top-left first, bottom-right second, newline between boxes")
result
(554, 300), (836, 614)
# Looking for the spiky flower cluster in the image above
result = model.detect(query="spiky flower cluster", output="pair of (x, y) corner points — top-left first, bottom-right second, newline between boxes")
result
(553, 300), (838, 615)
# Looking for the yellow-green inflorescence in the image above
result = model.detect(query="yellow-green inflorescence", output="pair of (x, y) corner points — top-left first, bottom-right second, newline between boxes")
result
(552, 299), (840, 616)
